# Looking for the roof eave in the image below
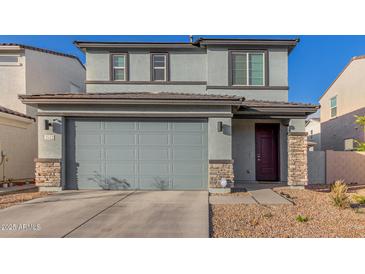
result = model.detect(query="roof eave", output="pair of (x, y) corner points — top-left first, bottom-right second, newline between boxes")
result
(74, 41), (198, 50)
(19, 98), (243, 106)
(197, 39), (299, 52)
(236, 105), (319, 118)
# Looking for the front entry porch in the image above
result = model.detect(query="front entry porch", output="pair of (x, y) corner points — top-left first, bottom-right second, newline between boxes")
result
(231, 100), (318, 187)
(232, 118), (288, 184)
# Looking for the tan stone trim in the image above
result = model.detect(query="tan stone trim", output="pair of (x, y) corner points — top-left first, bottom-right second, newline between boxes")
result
(209, 160), (234, 164)
(288, 132), (308, 136)
(209, 162), (234, 188)
(34, 158), (61, 163)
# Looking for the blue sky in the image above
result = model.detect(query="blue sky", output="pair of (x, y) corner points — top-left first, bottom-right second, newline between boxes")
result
(1, 35), (365, 104)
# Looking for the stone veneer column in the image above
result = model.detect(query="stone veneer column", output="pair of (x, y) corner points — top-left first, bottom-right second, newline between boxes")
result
(35, 158), (62, 190)
(208, 160), (234, 188)
(287, 132), (308, 186)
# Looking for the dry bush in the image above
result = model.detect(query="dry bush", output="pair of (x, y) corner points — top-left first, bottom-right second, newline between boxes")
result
(330, 180), (350, 208)
(353, 195), (365, 204)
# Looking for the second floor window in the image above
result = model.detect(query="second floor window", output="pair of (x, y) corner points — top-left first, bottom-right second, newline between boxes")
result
(231, 52), (265, 86)
(330, 96), (337, 118)
(112, 54), (127, 81)
(152, 54), (168, 81)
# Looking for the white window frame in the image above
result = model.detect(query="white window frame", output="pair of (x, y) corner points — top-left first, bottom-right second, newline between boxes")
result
(231, 52), (265, 87)
(112, 54), (127, 81)
(152, 54), (167, 82)
(330, 96), (337, 118)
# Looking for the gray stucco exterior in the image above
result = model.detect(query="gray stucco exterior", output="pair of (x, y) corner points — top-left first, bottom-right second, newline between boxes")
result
(85, 46), (289, 100)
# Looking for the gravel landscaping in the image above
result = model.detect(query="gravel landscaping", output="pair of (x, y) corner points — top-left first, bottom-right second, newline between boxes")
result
(0, 191), (49, 209)
(210, 187), (365, 238)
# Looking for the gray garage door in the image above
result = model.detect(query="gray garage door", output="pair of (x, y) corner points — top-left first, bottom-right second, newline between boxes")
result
(66, 118), (208, 190)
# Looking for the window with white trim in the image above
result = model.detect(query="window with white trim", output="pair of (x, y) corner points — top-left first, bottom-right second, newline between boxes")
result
(152, 54), (168, 81)
(330, 96), (337, 118)
(231, 52), (265, 86)
(112, 54), (127, 81)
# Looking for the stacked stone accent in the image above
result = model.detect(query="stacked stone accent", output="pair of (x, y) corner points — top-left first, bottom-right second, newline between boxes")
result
(35, 159), (61, 187)
(288, 132), (308, 186)
(208, 160), (234, 188)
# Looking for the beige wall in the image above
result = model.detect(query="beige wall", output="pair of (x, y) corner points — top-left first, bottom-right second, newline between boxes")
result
(0, 117), (36, 181)
(25, 49), (85, 95)
(0, 51), (26, 113)
(320, 58), (365, 123)
(326, 150), (365, 184)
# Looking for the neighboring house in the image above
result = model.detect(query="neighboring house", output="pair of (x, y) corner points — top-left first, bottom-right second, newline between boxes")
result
(20, 38), (318, 191)
(0, 43), (85, 182)
(320, 56), (365, 151)
(305, 117), (321, 151)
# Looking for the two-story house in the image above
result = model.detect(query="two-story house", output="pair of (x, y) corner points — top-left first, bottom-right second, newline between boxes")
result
(320, 55), (365, 151)
(0, 43), (85, 183)
(20, 38), (317, 191)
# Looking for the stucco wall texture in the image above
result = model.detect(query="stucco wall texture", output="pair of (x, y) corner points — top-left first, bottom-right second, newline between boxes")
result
(326, 150), (365, 184)
(320, 58), (365, 124)
(85, 47), (289, 100)
(0, 122), (36, 181)
(321, 107), (365, 151)
(319, 58), (365, 151)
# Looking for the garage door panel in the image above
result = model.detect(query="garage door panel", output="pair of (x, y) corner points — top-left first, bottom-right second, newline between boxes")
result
(76, 134), (102, 145)
(106, 162), (135, 175)
(139, 134), (169, 145)
(75, 148), (101, 161)
(139, 162), (170, 175)
(172, 134), (204, 145)
(104, 121), (136, 131)
(139, 122), (169, 131)
(172, 122), (204, 131)
(173, 147), (205, 160)
(66, 118), (207, 190)
(139, 176), (170, 190)
(105, 148), (136, 160)
(173, 176), (204, 189)
(173, 162), (204, 175)
(103, 176), (136, 189)
(74, 121), (102, 130)
(139, 147), (169, 160)
(77, 162), (102, 175)
(105, 134), (136, 145)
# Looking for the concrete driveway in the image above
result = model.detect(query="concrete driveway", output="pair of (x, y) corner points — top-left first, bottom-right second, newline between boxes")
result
(0, 190), (208, 238)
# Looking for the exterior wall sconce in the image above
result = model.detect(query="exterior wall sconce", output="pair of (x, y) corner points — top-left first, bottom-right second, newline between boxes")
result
(217, 121), (223, 132)
(44, 119), (53, 130)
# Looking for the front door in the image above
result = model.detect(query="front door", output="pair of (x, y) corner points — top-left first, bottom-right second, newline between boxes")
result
(255, 123), (279, 181)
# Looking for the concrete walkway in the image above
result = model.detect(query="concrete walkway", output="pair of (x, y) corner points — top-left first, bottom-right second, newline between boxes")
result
(249, 189), (292, 205)
(209, 188), (292, 205)
(0, 190), (208, 238)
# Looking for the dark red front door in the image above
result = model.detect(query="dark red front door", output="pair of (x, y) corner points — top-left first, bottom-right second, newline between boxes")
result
(255, 124), (279, 181)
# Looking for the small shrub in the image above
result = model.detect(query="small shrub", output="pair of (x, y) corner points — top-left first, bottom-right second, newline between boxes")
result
(263, 212), (273, 218)
(330, 180), (350, 208)
(296, 215), (309, 222)
(353, 194), (365, 204)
